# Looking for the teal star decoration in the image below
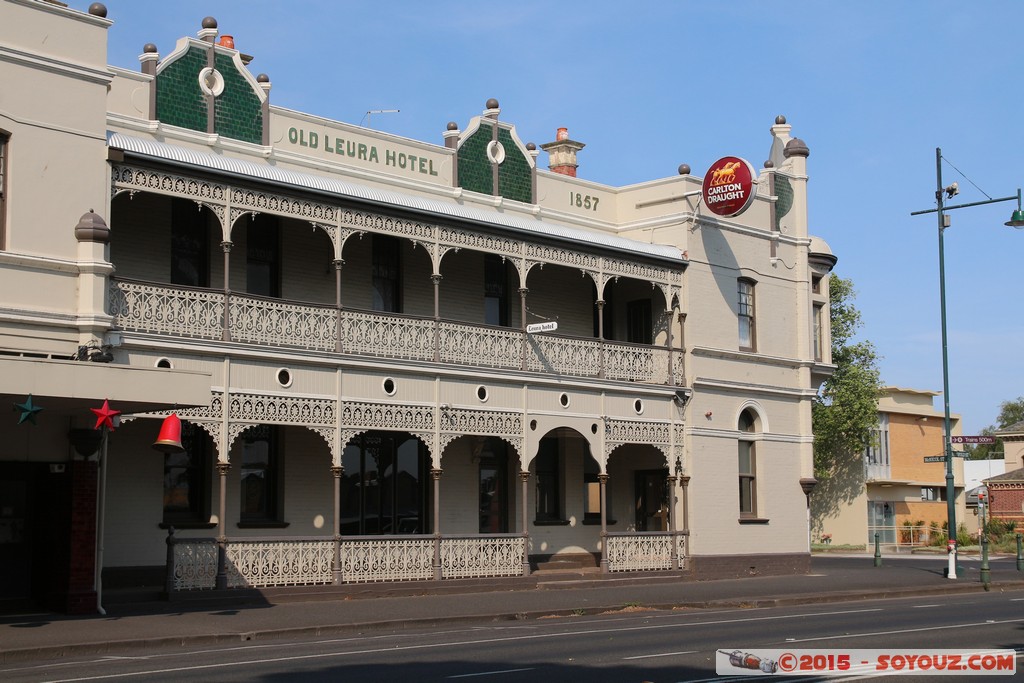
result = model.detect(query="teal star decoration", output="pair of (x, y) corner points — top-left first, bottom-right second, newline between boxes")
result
(14, 394), (44, 425)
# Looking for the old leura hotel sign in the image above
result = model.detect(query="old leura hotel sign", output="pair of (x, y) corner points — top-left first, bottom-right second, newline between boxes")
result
(702, 156), (757, 217)
(286, 127), (440, 177)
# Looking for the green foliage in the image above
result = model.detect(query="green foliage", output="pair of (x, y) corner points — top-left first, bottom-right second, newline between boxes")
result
(968, 396), (1024, 460)
(812, 274), (882, 479)
(810, 274), (882, 537)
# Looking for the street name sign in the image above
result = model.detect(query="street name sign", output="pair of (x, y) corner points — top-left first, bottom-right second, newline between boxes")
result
(923, 456), (945, 463)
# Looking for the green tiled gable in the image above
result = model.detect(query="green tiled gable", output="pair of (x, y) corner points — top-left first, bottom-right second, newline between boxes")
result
(155, 45), (207, 133)
(458, 122), (533, 202)
(496, 127), (531, 204)
(155, 44), (263, 144)
(457, 123), (494, 195)
(214, 53), (262, 145)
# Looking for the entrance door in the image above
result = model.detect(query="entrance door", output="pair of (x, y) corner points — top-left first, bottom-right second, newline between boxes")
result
(635, 469), (669, 531)
(868, 501), (895, 544)
(0, 462), (71, 612)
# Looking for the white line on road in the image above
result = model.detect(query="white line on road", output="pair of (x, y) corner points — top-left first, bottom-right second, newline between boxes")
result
(912, 604), (940, 608)
(622, 650), (697, 660)
(447, 668), (535, 678)
(782, 617), (1024, 643)
(35, 607), (888, 682)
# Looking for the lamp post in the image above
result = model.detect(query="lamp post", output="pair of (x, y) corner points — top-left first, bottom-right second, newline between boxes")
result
(911, 147), (1024, 580)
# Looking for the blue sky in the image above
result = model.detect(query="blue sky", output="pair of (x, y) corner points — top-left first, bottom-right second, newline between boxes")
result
(99, 1), (1023, 435)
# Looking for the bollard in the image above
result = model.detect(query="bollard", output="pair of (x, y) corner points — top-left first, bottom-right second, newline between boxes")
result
(980, 532), (990, 589)
(1017, 533), (1023, 573)
(873, 532), (881, 567)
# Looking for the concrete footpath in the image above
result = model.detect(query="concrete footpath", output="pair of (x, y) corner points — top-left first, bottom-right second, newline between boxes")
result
(3, 554), (1023, 663)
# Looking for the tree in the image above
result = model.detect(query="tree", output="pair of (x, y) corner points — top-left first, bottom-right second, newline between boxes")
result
(968, 397), (1024, 460)
(810, 274), (882, 535)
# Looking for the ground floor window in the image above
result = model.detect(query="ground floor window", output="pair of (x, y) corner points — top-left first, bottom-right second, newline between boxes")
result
(478, 438), (508, 533)
(583, 455), (605, 523)
(240, 425), (281, 524)
(163, 421), (211, 526)
(534, 436), (562, 522)
(340, 432), (428, 535)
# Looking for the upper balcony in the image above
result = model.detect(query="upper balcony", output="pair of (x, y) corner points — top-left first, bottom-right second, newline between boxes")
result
(109, 278), (685, 385)
(104, 143), (687, 388)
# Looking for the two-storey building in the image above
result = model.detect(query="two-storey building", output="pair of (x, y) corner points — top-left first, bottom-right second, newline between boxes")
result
(814, 387), (966, 548)
(0, 0), (837, 613)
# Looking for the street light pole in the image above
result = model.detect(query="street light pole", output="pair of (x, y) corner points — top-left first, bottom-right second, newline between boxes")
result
(911, 147), (1024, 580)
(934, 148), (958, 579)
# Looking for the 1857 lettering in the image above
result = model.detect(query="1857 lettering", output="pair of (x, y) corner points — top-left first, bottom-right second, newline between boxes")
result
(569, 192), (600, 211)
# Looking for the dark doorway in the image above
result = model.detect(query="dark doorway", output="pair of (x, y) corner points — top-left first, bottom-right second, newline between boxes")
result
(0, 462), (71, 612)
(634, 469), (669, 531)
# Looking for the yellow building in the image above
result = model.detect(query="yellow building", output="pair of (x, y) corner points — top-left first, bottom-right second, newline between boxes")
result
(814, 387), (965, 548)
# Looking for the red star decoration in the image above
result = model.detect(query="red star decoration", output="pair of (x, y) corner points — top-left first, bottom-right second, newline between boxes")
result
(91, 399), (121, 431)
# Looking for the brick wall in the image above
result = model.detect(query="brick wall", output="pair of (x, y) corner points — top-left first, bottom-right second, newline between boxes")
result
(689, 553), (810, 580)
(65, 460), (98, 614)
(990, 483), (1024, 523)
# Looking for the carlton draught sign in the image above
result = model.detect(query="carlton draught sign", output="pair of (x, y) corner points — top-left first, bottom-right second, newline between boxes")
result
(701, 156), (757, 217)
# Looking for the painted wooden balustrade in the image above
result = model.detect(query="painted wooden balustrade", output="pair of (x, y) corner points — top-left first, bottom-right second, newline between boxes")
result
(166, 533), (528, 592)
(110, 279), (685, 386)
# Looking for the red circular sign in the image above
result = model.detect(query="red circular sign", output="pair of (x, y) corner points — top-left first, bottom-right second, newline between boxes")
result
(701, 156), (757, 217)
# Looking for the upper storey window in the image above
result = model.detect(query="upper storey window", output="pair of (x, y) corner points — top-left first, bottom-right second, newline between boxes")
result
(738, 278), (756, 351)
(0, 132), (8, 250)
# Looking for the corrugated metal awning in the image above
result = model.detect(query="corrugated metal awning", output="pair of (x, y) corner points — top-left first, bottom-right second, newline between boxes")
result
(107, 132), (685, 266)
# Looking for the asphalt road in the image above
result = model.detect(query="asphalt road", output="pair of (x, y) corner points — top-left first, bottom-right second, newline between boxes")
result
(4, 588), (1022, 682)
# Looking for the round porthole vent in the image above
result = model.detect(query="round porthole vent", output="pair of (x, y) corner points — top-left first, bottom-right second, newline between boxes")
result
(486, 140), (506, 165)
(383, 378), (397, 396)
(198, 67), (225, 97)
(276, 368), (293, 388)
(559, 393), (570, 408)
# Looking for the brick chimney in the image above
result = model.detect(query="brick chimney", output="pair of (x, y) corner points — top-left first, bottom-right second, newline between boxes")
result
(540, 127), (585, 177)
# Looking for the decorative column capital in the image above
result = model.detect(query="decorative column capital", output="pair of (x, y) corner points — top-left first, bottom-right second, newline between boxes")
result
(598, 473), (609, 484)
(518, 287), (529, 297)
(332, 259), (344, 271)
(680, 474), (690, 488)
(331, 464), (344, 478)
(518, 470), (531, 483)
(216, 461), (231, 476)
(431, 468), (443, 481)
(220, 241), (233, 253)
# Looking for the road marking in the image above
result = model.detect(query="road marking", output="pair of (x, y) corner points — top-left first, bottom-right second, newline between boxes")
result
(447, 668), (535, 678)
(622, 650), (697, 660)
(33, 608), (888, 682)
(782, 617), (1024, 643)
(912, 604), (940, 608)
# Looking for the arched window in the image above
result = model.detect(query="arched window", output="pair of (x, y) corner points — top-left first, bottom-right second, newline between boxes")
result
(738, 409), (758, 519)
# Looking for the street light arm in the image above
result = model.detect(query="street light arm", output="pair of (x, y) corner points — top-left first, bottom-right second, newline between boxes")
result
(910, 193), (1020, 216)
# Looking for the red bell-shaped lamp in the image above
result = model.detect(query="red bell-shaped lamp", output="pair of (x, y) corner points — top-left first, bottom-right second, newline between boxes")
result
(153, 413), (186, 453)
